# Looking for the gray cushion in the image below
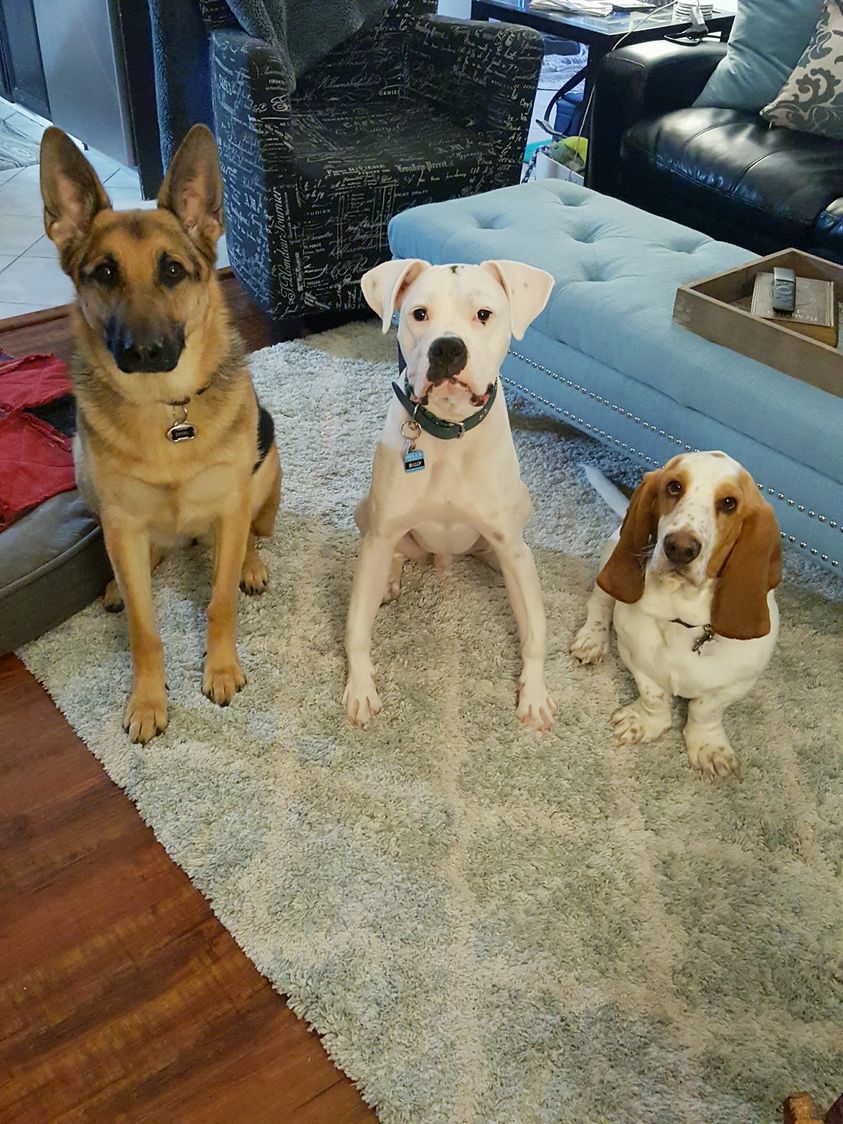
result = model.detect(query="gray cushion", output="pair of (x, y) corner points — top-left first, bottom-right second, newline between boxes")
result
(0, 490), (110, 655)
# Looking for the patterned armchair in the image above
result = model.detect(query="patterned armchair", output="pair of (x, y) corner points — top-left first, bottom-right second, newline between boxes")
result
(200, 0), (543, 325)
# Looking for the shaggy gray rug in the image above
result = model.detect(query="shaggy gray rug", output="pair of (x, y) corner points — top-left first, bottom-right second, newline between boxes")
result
(21, 324), (843, 1124)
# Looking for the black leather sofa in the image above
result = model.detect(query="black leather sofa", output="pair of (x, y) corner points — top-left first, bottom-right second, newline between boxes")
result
(586, 40), (843, 264)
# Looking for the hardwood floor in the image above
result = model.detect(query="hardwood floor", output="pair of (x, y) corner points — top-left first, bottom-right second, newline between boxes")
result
(0, 276), (377, 1123)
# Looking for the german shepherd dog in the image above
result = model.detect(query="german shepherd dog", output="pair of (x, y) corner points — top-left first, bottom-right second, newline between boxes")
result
(39, 124), (281, 743)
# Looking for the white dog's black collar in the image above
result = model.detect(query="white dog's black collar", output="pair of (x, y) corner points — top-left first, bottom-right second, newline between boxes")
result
(392, 374), (497, 440)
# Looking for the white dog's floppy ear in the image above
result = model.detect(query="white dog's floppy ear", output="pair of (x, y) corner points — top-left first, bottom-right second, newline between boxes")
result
(361, 259), (430, 333)
(481, 260), (554, 340)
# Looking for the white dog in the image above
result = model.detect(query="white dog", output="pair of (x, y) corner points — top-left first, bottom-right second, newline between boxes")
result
(572, 452), (781, 777)
(343, 258), (556, 730)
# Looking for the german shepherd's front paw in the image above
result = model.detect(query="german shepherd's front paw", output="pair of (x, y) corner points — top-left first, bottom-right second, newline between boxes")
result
(123, 689), (168, 743)
(203, 661), (247, 706)
(103, 579), (124, 613)
(239, 553), (268, 595)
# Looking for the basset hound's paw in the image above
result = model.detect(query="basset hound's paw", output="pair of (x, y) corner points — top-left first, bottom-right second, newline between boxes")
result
(570, 623), (610, 665)
(685, 727), (739, 779)
(517, 679), (557, 732)
(611, 700), (671, 746)
(343, 676), (382, 728)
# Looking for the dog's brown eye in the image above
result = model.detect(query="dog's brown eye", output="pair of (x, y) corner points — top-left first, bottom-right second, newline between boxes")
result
(161, 257), (187, 285)
(92, 260), (117, 287)
(666, 479), (683, 497)
(718, 496), (737, 513)
(412, 308), (427, 322)
(477, 309), (492, 323)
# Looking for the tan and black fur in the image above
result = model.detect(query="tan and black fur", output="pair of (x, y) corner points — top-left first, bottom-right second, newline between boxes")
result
(40, 124), (281, 743)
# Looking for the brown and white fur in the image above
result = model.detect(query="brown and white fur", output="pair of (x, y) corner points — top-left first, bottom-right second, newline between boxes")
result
(40, 124), (281, 743)
(343, 258), (556, 730)
(572, 452), (781, 777)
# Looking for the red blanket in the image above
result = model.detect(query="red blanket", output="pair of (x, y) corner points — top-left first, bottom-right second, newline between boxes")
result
(0, 354), (76, 530)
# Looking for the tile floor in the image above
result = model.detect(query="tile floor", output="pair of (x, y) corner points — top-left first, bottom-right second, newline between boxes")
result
(0, 97), (227, 320)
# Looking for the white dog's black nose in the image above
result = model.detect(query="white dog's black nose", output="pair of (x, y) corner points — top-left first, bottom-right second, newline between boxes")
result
(428, 336), (467, 382)
(663, 531), (701, 566)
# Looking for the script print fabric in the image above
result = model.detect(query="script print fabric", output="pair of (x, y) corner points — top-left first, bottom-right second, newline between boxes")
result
(208, 0), (543, 322)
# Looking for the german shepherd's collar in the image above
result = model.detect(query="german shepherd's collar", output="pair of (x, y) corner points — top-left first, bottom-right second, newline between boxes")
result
(41, 123), (282, 744)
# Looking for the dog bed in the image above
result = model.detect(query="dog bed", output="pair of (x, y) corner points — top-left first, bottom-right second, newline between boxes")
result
(0, 489), (110, 655)
(0, 354), (110, 655)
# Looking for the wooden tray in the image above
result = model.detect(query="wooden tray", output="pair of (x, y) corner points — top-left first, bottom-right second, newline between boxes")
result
(673, 248), (843, 399)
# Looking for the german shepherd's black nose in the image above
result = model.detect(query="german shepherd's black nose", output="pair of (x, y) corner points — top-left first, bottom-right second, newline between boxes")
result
(106, 319), (185, 374)
(427, 336), (467, 383)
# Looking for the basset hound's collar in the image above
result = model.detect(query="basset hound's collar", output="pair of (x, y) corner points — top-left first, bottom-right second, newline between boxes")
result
(672, 618), (716, 653)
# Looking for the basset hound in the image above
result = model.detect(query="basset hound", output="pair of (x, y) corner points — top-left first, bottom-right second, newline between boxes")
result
(572, 451), (782, 777)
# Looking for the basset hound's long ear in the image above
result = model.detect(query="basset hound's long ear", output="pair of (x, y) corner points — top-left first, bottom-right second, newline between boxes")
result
(597, 470), (662, 603)
(711, 500), (781, 640)
(361, 259), (430, 333)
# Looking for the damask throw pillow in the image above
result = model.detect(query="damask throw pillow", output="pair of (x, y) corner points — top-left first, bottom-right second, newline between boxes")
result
(762, 0), (843, 140)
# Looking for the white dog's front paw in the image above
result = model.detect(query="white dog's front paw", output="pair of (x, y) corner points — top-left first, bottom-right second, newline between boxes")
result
(685, 727), (739, 779)
(381, 578), (401, 604)
(517, 679), (557, 732)
(611, 700), (671, 746)
(570, 623), (610, 665)
(342, 676), (382, 727)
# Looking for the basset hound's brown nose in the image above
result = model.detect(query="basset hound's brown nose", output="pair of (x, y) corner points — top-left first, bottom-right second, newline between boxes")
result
(663, 531), (701, 566)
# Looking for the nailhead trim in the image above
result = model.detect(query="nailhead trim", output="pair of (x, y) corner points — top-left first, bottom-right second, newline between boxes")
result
(505, 355), (840, 568)
(505, 376), (660, 466)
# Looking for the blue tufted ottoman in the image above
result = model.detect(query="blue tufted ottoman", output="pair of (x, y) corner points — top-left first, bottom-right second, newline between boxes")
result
(389, 180), (843, 573)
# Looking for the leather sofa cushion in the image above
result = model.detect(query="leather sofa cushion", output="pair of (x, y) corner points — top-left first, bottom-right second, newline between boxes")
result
(813, 196), (843, 264)
(623, 107), (843, 245)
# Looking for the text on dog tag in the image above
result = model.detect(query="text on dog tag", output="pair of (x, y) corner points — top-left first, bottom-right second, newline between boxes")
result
(403, 442), (425, 473)
(167, 421), (197, 443)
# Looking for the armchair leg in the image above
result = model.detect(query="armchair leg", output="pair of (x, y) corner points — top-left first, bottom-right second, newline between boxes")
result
(270, 316), (306, 344)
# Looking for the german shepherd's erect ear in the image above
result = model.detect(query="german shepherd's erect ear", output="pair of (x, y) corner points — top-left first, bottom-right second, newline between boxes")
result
(40, 127), (111, 262)
(597, 469), (662, 603)
(157, 124), (224, 260)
